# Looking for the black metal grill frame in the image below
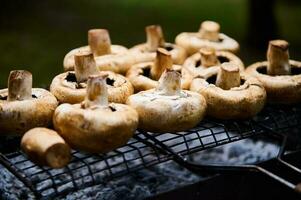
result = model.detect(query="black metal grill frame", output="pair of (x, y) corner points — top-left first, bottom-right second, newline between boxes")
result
(0, 104), (300, 199)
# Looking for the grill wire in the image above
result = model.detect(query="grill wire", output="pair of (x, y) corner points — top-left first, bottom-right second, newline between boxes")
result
(0, 104), (300, 199)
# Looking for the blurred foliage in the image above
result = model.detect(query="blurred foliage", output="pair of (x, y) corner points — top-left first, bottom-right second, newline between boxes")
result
(0, 0), (300, 87)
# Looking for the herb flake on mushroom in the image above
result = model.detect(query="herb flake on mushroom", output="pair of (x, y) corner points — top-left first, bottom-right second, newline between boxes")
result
(51, 51), (133, 104)
(127, 48), (193, 92)
(175, 21), (239, 55)
(190, 63), (266, 120)
(127, 69), (206, 133)
(53, 73), (139, 153)
(246, 40), (301, 104)
(0, 70), (58, 135)
(130, 25), (187, 65)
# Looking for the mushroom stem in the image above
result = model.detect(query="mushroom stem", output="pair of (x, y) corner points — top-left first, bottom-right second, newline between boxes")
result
(21, 128), (71, 168)
(8, 70), (32, 101)
(199, 47), (220, 67)
(150, 48), (173, 80)
(74, 51), (98, 83)
(82, 74), (109, 108)
(146, 25), (165, 51)
(88, 29), (112, 57)
(267, 40), (290, 75)
(216, 62), (240, 90)
(198, 21), (220, 42)
(156, 69), (181, 96)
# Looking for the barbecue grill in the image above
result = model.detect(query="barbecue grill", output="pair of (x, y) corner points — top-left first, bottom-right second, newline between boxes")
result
(0, 103), (301, 199)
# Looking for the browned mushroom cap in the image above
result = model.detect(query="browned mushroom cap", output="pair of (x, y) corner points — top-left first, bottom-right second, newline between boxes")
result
(51, 51), (133, 104)
(184, 47), (244, 78)
(126, 69), (206, 133)
(246, 40), (301, 104)
(0, 70), (58, 135)
(63, 29), (132, 74)
(21, 127), (71, 168)
(175, 21), (240, 55)
(127, 48), (193, 92)
(190, 63), (266, 119)
(130, 25), (187, 65)
(53, 74), (138, 153)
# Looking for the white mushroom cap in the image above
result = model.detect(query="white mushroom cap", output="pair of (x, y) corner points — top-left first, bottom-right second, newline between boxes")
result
(0, 70), (58, 135)
(130, 25), (187, 65)
(63, 28), (130, 73)
(246, 39), (301, 104)
(127, 69), (206, 133)
(53, 74), (138, 153)
(191, 63), (266, 119)
(175, 20), (239, 55)
(51, 51), (133, 104)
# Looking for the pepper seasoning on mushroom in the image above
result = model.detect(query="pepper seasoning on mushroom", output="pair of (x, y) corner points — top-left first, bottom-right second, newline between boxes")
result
(127, 48), (193, 92)
(127, 69), (206, 133)
(184, 47), (244, 77)
(0, 70), (58, 135)
(21, 127), (71, 168)
(190, 62), (266, 120)
(130, 25), (187, 65)
(53, 73), (139, 153)
(63, 29), (132, 74)
(51, 51), (133, 104)
(246, 40), (301, 104)
(176, 21), (240, 55)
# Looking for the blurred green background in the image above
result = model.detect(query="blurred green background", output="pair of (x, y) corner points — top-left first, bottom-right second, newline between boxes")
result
(0, 0), (300, 88)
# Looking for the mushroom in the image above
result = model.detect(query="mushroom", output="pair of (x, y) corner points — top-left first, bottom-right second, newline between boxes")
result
(190, 62), (266, 119)
(51, 51), (134, 104)
(63, 29), (133, 74)
(21, 127), (71, 168)
(126, 69), (206, 133)
(183, 47), (244, 77)
(175, 20), (240, 55)
(53, 74), (138, 153)
(246, 40), (301, 104)
(127, 48), (193, 92)
(0, 70), (58, 135)
(130, 25), (187, 65)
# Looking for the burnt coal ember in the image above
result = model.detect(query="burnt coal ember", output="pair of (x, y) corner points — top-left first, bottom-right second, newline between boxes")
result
(0, 136), (279, 200)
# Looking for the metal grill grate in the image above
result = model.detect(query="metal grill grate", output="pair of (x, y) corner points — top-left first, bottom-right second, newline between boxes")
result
(0, 104), (300, 199)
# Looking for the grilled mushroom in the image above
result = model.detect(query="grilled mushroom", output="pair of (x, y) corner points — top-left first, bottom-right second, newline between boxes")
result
(53, 74), (138, 153)
(63, 29), (132, 74)
(246, 40), (301, 104)
(51, 51), (133, 104)
(127, 48), (193, 92)
(127, 69), (206, 133)
(184, 47), (244, 77)
(190, 62), (266, 119)
(21, 127), (71, 168)
(130, 25), (187, 65)
(0, 70), (58, 135)
(175, 21), (239, 55)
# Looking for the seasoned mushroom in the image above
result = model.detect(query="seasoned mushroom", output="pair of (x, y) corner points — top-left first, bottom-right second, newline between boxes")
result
(51, 51), (133, 104)
(21, 127), (71, 168)
(63, 29), (132, 74)
(0, 70), (58, 135)
(127, 69), (206, 133)
(184, 47), (244, 77)
(130, 25), (187, 64)
(190, 63), (266, 119)
(176, 21), (239, 55)
(246, 40), (301, 104)
(127, 48), (193, 92)
(53, 74), (138, 153)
